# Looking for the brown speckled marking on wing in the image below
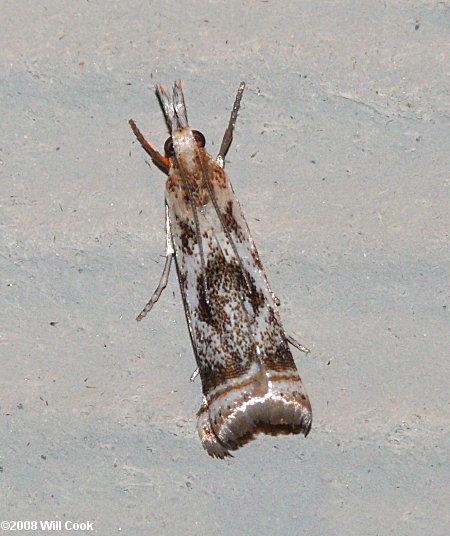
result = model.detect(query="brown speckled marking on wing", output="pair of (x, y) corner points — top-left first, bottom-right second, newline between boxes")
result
(166, 152), (261, 396)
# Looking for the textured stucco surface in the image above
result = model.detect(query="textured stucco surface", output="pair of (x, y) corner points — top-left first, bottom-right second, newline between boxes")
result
(1, 1), (448, 535)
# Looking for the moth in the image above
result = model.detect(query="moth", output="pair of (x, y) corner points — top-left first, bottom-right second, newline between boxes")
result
(130, 81), (312, 458)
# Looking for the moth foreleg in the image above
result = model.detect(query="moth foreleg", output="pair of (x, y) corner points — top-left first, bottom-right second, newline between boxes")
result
(286, 333), (310, 354)
(136, 205), (175, 321)
(189, 367), (199, 382)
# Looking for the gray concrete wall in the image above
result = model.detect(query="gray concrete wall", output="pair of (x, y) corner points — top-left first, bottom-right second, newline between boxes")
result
(1, 1), (448, 534)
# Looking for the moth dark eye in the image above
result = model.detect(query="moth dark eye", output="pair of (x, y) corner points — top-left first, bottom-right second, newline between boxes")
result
(192, 130), (206, 148)
(164, 137), (174, 157)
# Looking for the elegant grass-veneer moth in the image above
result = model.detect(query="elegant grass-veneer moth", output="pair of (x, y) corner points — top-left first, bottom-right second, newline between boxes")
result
(130, 81), (311, 458)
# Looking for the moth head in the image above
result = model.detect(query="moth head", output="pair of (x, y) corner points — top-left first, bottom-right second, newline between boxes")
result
(164, 129), (206, 158)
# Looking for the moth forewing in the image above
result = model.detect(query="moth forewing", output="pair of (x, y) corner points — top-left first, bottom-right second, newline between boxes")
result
(130, 81), (312, 458)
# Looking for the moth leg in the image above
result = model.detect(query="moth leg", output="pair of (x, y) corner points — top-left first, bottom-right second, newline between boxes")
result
(136, 206), (175, 321)
(216, 82), (246, 168)
(190, 367), (199, 382)
(286, 334), (310, 354)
